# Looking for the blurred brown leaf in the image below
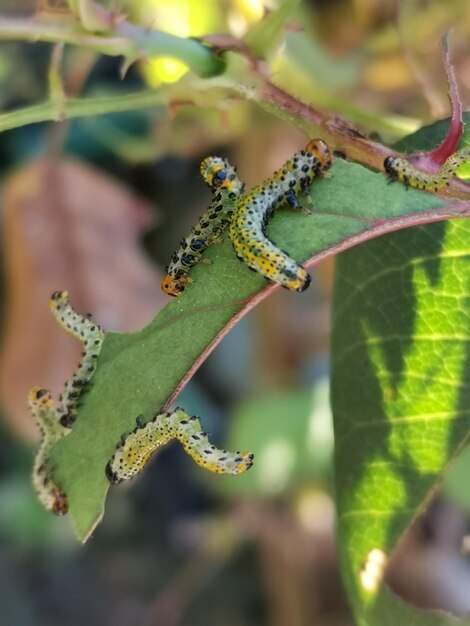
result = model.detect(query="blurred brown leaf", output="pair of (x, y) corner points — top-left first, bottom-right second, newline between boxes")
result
(0, 158), (165, 440)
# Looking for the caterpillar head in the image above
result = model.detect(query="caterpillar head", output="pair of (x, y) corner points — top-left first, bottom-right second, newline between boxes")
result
(28, 386), (53, 408)
(49, 290), (69, 314)
(51, 490), (69, 516)
(161, 274), (189, 297)
(200, 157), (243, 193)
(383, 155), (401, 182)
(287, 269), (311, 293)
(305, 139), (332, 173)
(105, 460), (121, 484)
(200, 156), (227, 187)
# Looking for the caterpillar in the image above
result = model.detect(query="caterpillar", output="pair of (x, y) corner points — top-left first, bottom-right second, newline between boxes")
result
(228, 139), (332, 292)
(161, 157), (245, 297)
(29, 291), (104, 514)
(384, 146), (470, 191)
(29, 387), (70, 515)
(106, 408), (254, 484)
(49, 291), (105, 428)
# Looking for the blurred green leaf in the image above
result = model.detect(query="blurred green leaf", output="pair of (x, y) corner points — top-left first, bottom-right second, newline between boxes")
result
(331, 121), (470, 624)
(272, 33), (417, 138)
(0, 477), (75, 549)
(243, 0), (300, 59)
(284, 31), (360, 90)
(211, 382), (332, 498)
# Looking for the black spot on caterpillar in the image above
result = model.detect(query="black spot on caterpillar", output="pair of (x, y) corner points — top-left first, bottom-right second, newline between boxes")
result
(29, 291), (104, 515)
(228, 139), (332, 292)
(161, 157), (245, 297)
(384, 147), (470, 192)
(106, 408), (254, 483)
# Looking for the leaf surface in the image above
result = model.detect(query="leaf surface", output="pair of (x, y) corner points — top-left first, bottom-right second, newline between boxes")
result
(332, 122), (470, 624)
(51, 133), (470, 541)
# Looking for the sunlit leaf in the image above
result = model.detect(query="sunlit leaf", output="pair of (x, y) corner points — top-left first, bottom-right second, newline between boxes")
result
(332, 122), (470, 624)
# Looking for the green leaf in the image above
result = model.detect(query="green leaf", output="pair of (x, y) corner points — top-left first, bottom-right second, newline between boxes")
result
(211, 383), (333, 498)
(284, 31), (360, 90)
(331, 125), (470, 623)
(52, 142), (469, 541)
(444, 445), (470, 512)
(243, 0), (301, 59)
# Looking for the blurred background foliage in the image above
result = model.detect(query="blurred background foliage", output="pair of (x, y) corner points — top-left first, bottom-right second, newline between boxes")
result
(0, 0), (470, 624)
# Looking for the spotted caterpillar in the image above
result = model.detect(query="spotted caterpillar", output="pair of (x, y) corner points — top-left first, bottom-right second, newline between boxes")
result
(161, 156), (245, 297)
(106, 408), (254, 484)
(49, 291), (105, 428)
(229, 139), (332, 292)
(28, 387), (70, 515)
(29, 291), (104, 515)
(384, 146), (470, 191)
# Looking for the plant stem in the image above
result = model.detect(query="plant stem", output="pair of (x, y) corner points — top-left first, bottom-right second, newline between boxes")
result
(0, 89), (172, 132)
(0, 16), (225, 77)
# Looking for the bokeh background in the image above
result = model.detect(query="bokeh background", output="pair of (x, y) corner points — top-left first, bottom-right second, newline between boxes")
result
(1, 1), (470, 625)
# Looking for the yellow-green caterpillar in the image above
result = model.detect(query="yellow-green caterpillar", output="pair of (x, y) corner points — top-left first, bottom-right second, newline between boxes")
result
(106, 408), (254, 483)
(228, 139), (332, 292)
(28, 387), (70, 515)
(29, 291), (104, 515)
(161, 157), (245, 297)
(384, 146), (470, 191)
(49, 291), (105, 428)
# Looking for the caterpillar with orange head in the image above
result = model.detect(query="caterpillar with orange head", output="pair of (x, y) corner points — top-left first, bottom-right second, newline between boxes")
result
(228, 139), (332, 292)
(106, 408), (254, 484)
(384, 146), (470, 191)
(161, 157), (245, 297)
(29, 291), (104, 514)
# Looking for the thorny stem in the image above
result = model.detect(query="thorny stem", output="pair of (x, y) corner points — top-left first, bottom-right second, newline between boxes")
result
(0, 15), (468, 198)
(1, 73), (469, 198)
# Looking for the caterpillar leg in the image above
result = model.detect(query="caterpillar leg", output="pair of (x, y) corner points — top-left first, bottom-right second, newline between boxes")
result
(106, 408), (254, 484)
(28, 387), (69, 515)
(285, 188), (312, 215)
(49, 291), (105, 427)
